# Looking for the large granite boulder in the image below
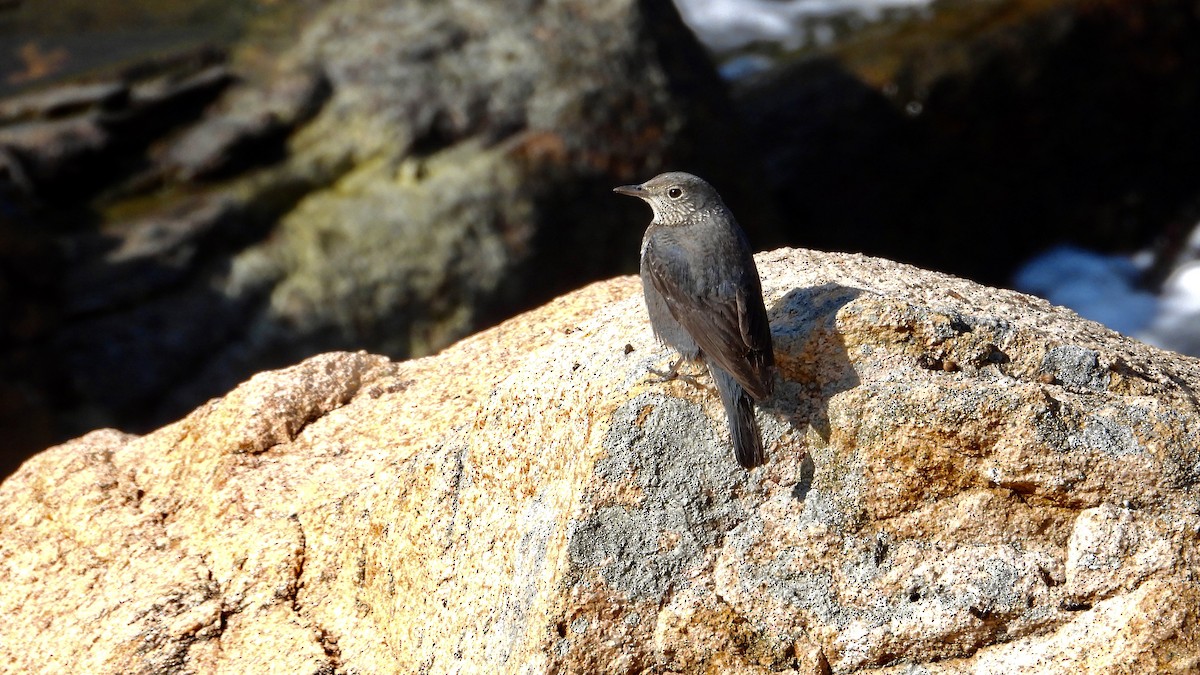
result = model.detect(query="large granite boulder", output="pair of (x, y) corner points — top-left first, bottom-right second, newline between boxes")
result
(1, 248), (1196, 673)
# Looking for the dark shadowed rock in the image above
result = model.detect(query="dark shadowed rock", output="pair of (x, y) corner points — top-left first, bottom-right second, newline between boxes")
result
(0, 81), (128, 121)
(0, 51), (232, 199)
(158, 68), (331, 180)
(734, 0), (1200, 285)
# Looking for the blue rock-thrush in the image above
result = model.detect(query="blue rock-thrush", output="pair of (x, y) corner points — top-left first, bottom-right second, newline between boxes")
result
(614, 172), (775, 468)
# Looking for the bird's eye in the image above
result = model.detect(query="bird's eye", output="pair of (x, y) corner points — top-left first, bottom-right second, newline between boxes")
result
(667, 187), (683, 199)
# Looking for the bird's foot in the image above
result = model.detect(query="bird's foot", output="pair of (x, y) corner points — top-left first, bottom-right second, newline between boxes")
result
(648, 357), (704, 387)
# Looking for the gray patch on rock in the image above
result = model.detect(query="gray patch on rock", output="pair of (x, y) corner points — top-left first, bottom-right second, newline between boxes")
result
(797, 486), (856, 531)
(490, 492), (555, 663)
(961, 556), (1027, 616)
(1159, 412), (1200, 489)
(754, 548), (856, 629)
(569, 393), (750, 600)
(887, 554), (1033, 629)
(1041, 345), (1107, 392)
(728, 485), (869, 631)
(1033, 395), (1073, 453)
(1075, 414), (1144, 457)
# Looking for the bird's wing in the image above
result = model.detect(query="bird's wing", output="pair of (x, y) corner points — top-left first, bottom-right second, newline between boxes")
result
(644, 234), (774, 399)
(735, 273), (775, 390)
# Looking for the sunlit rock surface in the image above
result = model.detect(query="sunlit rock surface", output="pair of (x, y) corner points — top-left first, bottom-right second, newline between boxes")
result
(2, 248), (1196, 673)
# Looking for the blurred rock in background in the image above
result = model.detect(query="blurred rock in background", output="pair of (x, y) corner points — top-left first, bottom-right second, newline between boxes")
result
(724, 0), (1200, 284)
(0, 0), (777, 478)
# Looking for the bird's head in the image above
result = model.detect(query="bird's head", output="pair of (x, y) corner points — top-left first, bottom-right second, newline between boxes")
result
(613, 172), (724, 226)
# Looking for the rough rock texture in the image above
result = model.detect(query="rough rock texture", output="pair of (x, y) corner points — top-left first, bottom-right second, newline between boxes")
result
(2, 248), (1198, 673)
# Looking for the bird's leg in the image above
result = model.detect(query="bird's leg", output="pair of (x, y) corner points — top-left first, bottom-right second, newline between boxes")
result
(648, 355), (704, 387)
(648, 355), (685, 381)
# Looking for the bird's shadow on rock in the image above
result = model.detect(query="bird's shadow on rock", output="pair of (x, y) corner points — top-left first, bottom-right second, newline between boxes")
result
(762, 283), (864, 486)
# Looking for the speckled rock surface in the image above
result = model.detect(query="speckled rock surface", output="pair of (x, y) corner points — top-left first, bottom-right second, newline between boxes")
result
(1, 248), (1197, 673)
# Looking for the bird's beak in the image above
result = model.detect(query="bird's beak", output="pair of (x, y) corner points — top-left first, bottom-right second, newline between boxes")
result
(612, 184), (645, 198)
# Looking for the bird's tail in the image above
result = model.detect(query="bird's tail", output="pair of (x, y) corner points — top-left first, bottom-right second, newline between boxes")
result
(709, 363), (765, 469)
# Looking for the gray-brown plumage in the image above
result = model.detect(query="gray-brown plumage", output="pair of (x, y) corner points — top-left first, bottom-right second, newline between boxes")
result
(614, 172), (774, 468)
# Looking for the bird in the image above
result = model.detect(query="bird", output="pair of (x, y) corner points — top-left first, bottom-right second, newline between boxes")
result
(613, 172), (775, 469)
